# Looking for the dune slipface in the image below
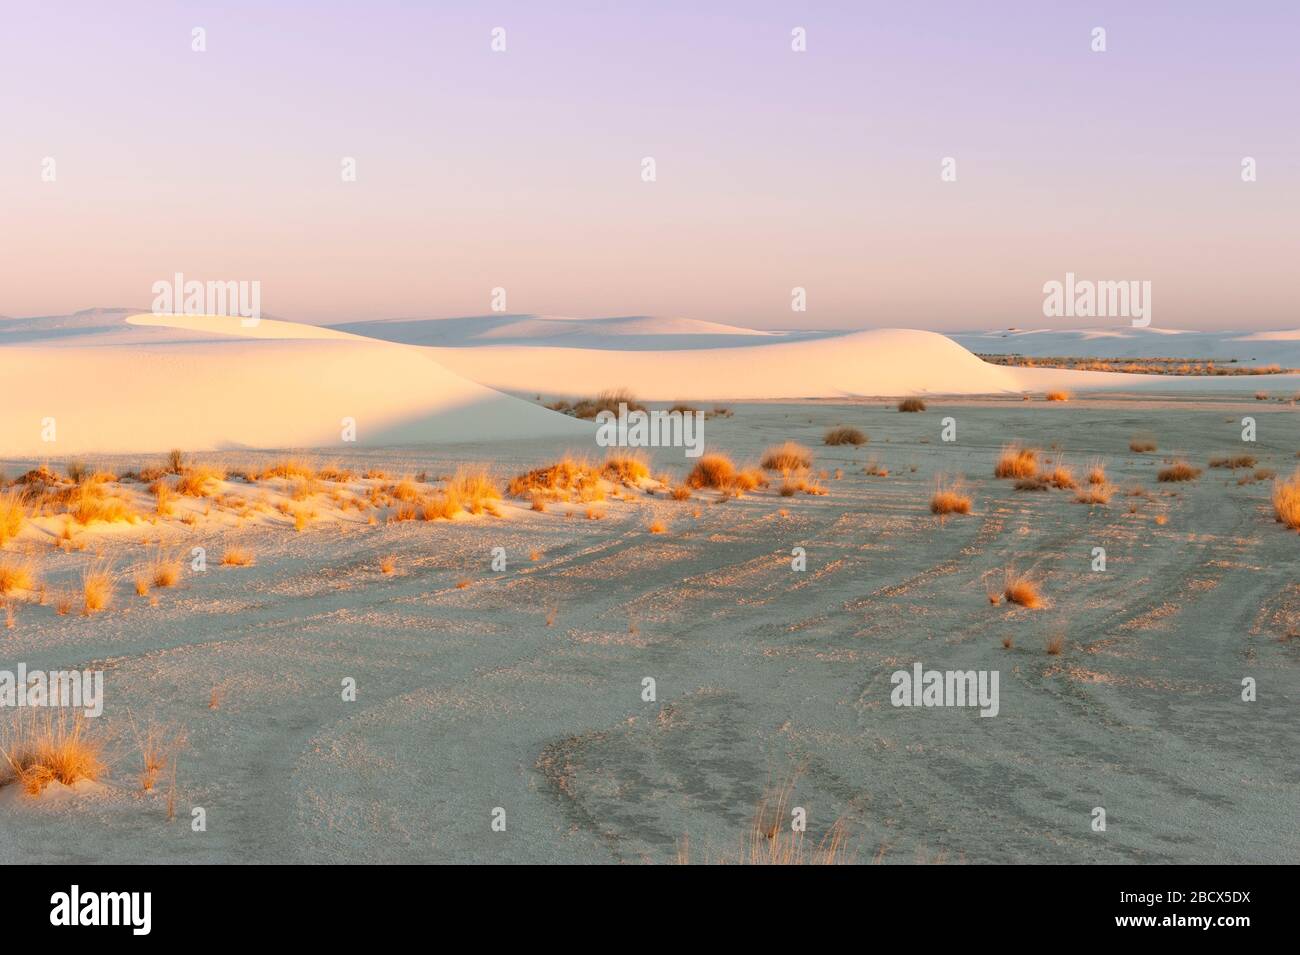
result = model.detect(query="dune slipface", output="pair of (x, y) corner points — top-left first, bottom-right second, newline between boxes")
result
(0, 313), (589, 456)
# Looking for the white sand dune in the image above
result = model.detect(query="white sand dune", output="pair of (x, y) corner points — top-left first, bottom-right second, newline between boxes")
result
(420, 328), (1028, 400)
(0, 312), (588, 456)
(330, 313), (824, 350)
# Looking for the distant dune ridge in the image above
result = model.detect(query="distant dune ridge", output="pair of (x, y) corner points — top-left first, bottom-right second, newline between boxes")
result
(2, 310), (1297, 455)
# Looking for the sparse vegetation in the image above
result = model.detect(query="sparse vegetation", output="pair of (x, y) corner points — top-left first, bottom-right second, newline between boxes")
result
(1209, 454), (1257, 469)
(687, 453), (737, 490)
(221, 546), (254, 567)
(1003, 573), (1043, 609)
(1129, 437), (1158, 453)
(1045, 390), (1071, 402)
(82, 562), (113, 613)
(1157, 460), (1201, 483)
(897, 398), (926, 412)
(0, 710), (106, 795)
(994, 445), (1040, 479)
(0, 557), (36, 595)
(823, 426), (867, 446)
(930, 482), (971, 516)
(0, 489), (25, 547)
(1273, 470), (1300, 531)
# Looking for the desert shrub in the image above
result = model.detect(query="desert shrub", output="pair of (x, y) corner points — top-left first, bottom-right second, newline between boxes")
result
(824, 426), (867, 446)
(897, 398), (926, 412)
(1273, 470), (1300, 530)
(761, 442), (813, 472)
(1157, 460), (1201, 483)
(686, 454), (736, 489)
(995, 445), (1040, 479)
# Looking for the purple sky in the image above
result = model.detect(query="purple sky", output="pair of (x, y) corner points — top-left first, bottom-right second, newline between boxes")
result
(1, 1), (1296, 330)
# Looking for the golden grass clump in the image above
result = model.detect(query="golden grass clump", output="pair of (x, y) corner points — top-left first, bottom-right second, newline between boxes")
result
(176, 465), (224, 497)
(0, 489), (28, 547)
(148, 551), (180, 589)
(994, 445), (1040, 479)
(929, 482), (972, 516)
(445, 467), (501, 515)
(0, 711), (106, 795)
(1076, 484), (1113, 505)
(1129, 437), (1158, 453)
(1272, 470), (1300, 530)
(0, 557), (37, 595)
(1044, 390), (1071, 402)
(1087, 462), (1107, 485)
(1045, 631), (1066, 655)
(648, 520), (667, 534)
(1157, 460), (1201, 483)
(897, 397), (926, 412)
(602, 453), (651, 485)
(1046, 462), (1077, 490)
(509, 456), (603, 502)
(566, 388), (648, 420)
(824, 426), (868, 446)
(221, 546), (254, 567)
(259, 458), (316, 481)
(687, 453), (737, 490)
(380, 555), (396, 574)
(82, 562), (113, 613)
(1209, 454), (1257, 470)
(1003, 572), (1043, 609)
(760, 442), (813, 472)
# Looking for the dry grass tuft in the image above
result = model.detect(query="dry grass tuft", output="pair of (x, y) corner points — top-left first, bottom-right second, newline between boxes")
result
(1046, 461), (1077, 490)
(602, 453), (651, 485)
(1003, 572), (1043, 609)
(82, 561), (113, 613)
(129, 715), (187, 794)
(0, 711), (106, 795)
(509, 456), (603, 503)
(1045, 631), (1066, 655)
(994, 445), (1040, 479)
(1045, 390), (1071, 402)
(687, 453), (737, 490)
(1157, 460), (1201, 483)
(761, 442), (813, 472)
(1087, 461), (1107, 485)
(445, 467), (501, 515)
(0, 489), (27, 547)
(648, 520), (667, 534)
(1272, 469), (1300, 531)
(1209, 454), (1257, 470)
(1129, 437), (1158, 453)
(0, 557), (37, 596)
(221, 546), (254, 567)
(379, 555), (396, 575)
(824, 426), (867, 446)
(897, 397), (926, 412)
(929, 481), (971, 516)
(1076, 484), (1113, 505)
(148, 549), (181, 588)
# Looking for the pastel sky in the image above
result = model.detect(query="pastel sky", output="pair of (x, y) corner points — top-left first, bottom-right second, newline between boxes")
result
(2, 1), (1296, 331)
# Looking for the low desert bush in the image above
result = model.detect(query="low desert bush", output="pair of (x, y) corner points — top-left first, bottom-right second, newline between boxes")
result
(1087, 461), (1107, 485)
(509, 456), (602, 502)
(687, 453), (736, 490)
(761, 442), (813, 472)
(1129, 437), (1158, 453)
(1209, 454), (1257, 470)
(569, 388), (647, 420)
(1046, 461), (1077, 490)
(824, 426), (867, 446)
(897, 398), (926, 412)
(1045, 390), (1071, 402)
(602, 453), (651, 485)
(176, 465), (224, 497)
(994, 445), (1040, 479)
(1157, 460), (1201, 483)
